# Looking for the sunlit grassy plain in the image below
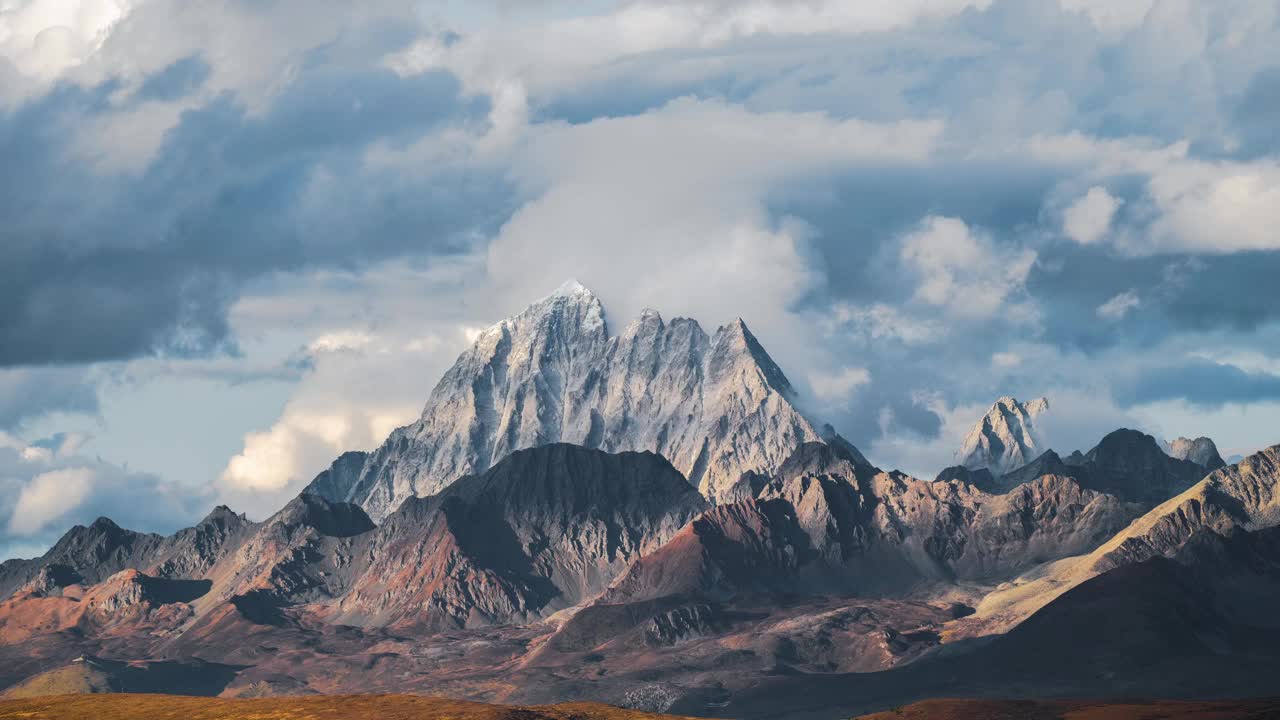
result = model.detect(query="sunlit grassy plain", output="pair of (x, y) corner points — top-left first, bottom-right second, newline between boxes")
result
(0, 695), (696, 720)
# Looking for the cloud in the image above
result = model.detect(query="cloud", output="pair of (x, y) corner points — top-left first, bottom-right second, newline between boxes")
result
(0, 431), (206, 559)
(1097, 290), (1141, 320)
(1119, 360), (1280, 409)
(827, 303), (943, 346)
(482, 98), (941, 382)
(3, 0), (1280, 543)
(808, 366), (872, 409)
(992, 352), (1023, 368)
(899, 216), (1038, 320)
(0, 0), (133, 95)
(1146, 162), (1280, 253)
(0, 65), (496, 367)
(214, 259), (486, 516)
(1062, 185), (1120, 244)
(0, 367), (99, 428)
(7, 467), (95, 535)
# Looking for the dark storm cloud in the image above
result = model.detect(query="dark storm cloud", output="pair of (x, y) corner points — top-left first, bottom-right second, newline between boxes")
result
(0, 369), (99, 428)
(0, 64), (503, 367)
(1118, 360), (1280, 409)
(1031, 246), (1280, 352)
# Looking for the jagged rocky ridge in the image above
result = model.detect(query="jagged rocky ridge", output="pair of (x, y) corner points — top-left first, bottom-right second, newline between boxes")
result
(603, 441), (1142, 605)
(305, 281), (826, 519)
(947, 428), (1216, 506)
(968, 443), (1280, 635)
(0, 507), (251, 601)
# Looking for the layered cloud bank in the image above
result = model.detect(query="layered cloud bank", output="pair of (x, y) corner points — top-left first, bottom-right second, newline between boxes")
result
(3, 0), (1280, 553)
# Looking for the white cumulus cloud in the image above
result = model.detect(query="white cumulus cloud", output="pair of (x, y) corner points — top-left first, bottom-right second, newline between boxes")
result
(1062, 186), (1121, 244)
(900, 216), (1038, 320)
(7, 466), (95, 535)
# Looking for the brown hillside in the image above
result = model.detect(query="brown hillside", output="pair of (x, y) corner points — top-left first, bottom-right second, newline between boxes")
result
(0, 694), (694, 720)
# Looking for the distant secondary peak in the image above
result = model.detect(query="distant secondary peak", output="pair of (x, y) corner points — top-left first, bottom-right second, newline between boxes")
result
(1166, 436), (1226, 470)
(957, 395), (1050, 475)
(200, 505), (242, 524)
(89, 517), (121, 532)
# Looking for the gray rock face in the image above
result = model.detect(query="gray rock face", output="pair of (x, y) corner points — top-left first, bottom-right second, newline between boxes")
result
(307, 281), (825, 518)
(956, 396), (1049, 476)
(1166, 436), (1226, 470)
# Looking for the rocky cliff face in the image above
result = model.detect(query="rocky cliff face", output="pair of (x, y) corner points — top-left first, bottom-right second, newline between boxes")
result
(306, 282), (825, 519)
(956, 397), (1049, 475)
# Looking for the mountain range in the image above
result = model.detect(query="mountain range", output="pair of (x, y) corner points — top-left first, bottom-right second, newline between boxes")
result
(1, 283), (1276, 718)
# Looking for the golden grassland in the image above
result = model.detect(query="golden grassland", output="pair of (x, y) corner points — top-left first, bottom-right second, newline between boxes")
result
(4, 695), (1280, 720)
(853, 698), (1280, 720)
(0, 694), (696, 720)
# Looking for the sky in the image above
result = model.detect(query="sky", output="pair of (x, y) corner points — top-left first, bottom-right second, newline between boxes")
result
(3, 0), (1280, 559)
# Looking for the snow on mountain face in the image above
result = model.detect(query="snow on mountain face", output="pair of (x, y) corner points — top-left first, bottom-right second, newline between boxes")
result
(307, 282), (825, 519)
(957, 396), (1049, 476)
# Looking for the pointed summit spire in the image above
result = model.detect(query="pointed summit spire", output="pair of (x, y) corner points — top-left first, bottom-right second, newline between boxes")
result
(552, 278), (594, 298)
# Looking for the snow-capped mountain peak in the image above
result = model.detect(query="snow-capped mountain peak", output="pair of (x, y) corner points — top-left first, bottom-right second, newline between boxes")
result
(308, 282), (832, 519)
